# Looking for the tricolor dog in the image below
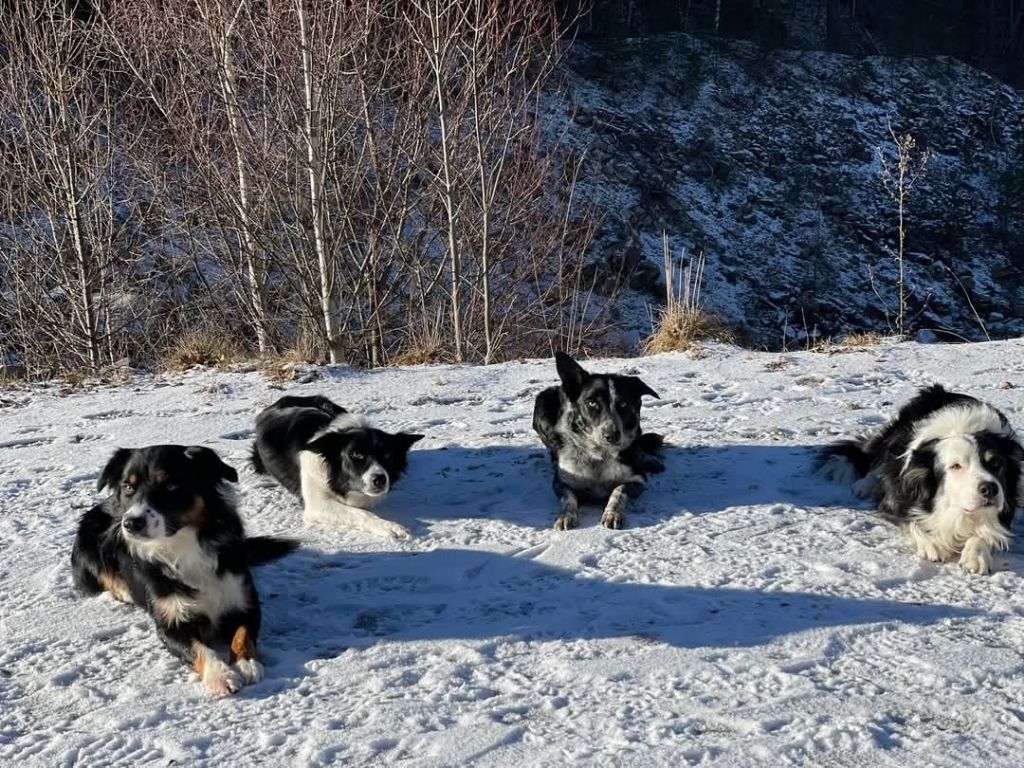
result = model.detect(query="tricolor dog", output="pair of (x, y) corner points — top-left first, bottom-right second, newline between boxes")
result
(71, 445), (297, 696)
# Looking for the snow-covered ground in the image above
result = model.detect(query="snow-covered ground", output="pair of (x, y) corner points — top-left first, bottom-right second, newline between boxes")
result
(4, 340), (1024, 766)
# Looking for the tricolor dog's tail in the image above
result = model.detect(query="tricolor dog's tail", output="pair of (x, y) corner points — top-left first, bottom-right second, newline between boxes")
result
(246, 536), (300, 566)
(815, 439), (874, 487)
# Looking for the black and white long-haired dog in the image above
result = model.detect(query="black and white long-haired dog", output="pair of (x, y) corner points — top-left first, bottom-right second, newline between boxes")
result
(533, 352), (665, 530)
(818, 384), (1024, 575)
(71, 445), (298, 696)
(252, 395), (423, 540)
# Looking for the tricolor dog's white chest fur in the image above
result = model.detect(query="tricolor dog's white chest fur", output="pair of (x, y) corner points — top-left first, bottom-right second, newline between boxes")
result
(130, 529), (249, 626)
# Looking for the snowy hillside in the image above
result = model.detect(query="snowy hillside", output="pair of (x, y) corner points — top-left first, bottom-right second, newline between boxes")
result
(563, 35), (1024, 348)
(4, 341), (1024, 765)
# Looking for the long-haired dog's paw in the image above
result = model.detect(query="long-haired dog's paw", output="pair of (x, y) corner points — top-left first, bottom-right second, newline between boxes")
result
(201, 659), (243, 697)
(234, 658), (264, 685)
(600, 509), (624, 530)
(553, 512), (578, 531)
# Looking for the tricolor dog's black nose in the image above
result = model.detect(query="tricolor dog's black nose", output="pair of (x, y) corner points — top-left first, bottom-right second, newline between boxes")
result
(123, 515), (146, 534)
(979, 481), (998, 500)
(602, 427), (620, 444)
(371, 473), (387, 490)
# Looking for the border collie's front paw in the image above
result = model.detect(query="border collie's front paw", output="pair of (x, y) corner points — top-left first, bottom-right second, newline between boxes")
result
(959, 542), (992, 575)
(553, 512), (578, 531)
(600, 509), (624, 529)
(915, 540), (943, 562)
(234, 658), (264, 685)
(852, 476), (878, 500)
(383, 521), (411, 540)
(202, 659), (243, 697)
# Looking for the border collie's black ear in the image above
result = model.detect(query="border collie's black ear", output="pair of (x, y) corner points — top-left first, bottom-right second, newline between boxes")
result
(185, 446), (239, 484)
(97, 448), (133, 492)
(306, 432), (353, 459)
(901, 441), (937, 504)
(555, 351), (588, 400)
(619, 375), (660, 401)
(393, 433), (424, 454)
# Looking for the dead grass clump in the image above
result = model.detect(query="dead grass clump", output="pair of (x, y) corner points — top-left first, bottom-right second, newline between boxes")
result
(839, 331), (883, 347)
(162, 332), (244, 372)
(643, 236), (734, 354)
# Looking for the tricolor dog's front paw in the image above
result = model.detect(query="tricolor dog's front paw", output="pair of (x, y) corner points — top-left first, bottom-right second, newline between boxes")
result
(234, 657), (264, 685)
(202, 658), (243, 697)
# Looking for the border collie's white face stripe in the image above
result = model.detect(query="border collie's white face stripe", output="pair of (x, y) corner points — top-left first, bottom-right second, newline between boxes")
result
(361, 461), (389, 497)
(904, 403), (1015, 468)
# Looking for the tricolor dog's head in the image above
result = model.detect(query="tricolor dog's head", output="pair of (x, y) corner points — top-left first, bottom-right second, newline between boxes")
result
(555, 351), (659, 451)
(306, 417), (423, 506)
(97, 445), (238, 544)
(901, 405), (1024, 520)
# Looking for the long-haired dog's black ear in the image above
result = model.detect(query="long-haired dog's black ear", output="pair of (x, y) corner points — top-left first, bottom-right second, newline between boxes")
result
(619, 375), (660, 401)
(185, 445), (239, 484)
(901, 441), (937, 505)
(97, 448), (133, 492)
(392, 433), (424, 454)
(306, 431), (352, 459)
(555, 351), (588, 400)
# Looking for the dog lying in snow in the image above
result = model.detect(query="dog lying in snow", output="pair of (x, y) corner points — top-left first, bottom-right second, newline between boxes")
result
(817, 384), (1024, 575)
(72, 445), (297, 696)
(251, 395), (423, 539)
(533, 352), (665, 530)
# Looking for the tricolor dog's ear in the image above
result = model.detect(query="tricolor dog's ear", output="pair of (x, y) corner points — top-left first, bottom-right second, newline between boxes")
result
(392, 432), (424, 454)
(185, 445), (239, 484)
(555, 351), (588, 400)
(97, 448), (133, 492)
(618, 375), (660, 401)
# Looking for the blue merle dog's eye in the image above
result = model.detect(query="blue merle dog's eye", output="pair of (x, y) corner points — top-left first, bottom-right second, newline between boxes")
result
(586, 399), (600, 411)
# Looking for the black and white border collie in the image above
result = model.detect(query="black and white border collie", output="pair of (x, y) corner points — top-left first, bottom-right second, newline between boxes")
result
(533, 352), (665, 530)
(818, 384), (1024, 574)
(252, 395), (423, 540)
(71, 445), (298, 696)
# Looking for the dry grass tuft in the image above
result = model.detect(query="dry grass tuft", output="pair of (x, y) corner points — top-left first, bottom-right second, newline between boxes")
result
(643, 236), (734, 355)
(839, 331), (883, 347)
(162, 332), (244, 372)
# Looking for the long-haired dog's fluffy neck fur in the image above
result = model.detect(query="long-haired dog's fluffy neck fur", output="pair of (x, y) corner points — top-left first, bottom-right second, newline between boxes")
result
(71, 445), (298, 696)
(818, 384), (1023, 575)
(252, 395), (424, 539)
(533, 352), (665, 531)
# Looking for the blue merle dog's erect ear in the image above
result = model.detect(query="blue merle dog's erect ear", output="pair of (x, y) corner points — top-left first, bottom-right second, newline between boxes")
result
(618, 375), (660, 401)
(392, 432), (424, 454)
(97, 447), (133, 492)
(555, 351), (588, 400)
(185, 445), (239, 484)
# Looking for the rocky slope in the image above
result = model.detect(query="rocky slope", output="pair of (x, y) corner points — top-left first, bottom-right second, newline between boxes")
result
(561, 34), (1024, 348)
